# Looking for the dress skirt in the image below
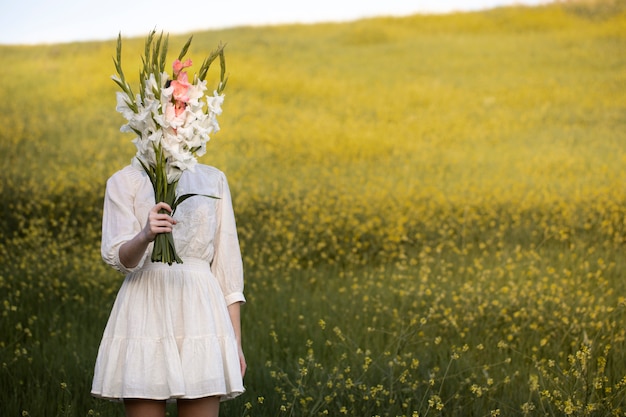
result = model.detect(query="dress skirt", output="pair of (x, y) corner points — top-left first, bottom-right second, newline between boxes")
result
(91, 258), (244, 401)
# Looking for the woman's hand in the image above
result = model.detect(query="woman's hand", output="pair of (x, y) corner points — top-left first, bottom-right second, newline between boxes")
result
(119, 202), (177, 269)
(227, 302), (246, 379)
(142, 202), (177, 242)
(239, 346), (247, 378)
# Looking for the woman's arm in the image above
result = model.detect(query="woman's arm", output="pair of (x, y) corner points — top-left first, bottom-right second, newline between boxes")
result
(119, 202), (177, 269)
(228, 301), (246, 378)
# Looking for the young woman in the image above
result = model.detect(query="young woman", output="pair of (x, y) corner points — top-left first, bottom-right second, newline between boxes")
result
(91, 157), (246, 417)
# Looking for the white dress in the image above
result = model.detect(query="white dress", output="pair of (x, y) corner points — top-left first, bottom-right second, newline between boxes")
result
(91, 159), (245, 401)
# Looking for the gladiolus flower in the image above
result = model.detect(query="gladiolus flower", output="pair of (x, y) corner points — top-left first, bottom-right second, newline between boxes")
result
(172, 58), (192, 78)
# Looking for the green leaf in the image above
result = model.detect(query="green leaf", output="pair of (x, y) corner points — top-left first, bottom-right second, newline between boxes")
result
(172, 193), (220, 214)
(178, 35), (193, 61)
(217, 46), (228, 94)
(112, 33), (136, 106)
(198, 42), (225, 82)
(136, 157), (157, 191)
(159, 33), (169, 74)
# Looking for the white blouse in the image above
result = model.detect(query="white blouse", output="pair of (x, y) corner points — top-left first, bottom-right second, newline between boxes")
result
(101, 159), (245, 306)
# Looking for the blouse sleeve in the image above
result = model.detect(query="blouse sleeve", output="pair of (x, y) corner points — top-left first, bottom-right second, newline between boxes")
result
(211, 171), (246, 305)
(101, 169), (149, 274)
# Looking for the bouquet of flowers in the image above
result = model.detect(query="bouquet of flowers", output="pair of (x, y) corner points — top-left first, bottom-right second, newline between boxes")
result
(112, 30), (228, 265)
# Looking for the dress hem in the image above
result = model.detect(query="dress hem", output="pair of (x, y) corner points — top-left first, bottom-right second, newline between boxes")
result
(90, 388), (245, 403)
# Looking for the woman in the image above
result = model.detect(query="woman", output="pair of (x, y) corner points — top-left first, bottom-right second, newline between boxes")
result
(91, 157), (246, 417)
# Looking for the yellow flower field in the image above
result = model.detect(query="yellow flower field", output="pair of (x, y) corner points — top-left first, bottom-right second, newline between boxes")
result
(0, 2), (625, 416)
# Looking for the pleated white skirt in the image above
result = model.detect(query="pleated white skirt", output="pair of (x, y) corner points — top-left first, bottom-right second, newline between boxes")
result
(91, 258), (244, 401)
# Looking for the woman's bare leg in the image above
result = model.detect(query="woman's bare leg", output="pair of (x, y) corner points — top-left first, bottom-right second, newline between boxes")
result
(178, 396), (220, 417)
(124, 399), (166, 417)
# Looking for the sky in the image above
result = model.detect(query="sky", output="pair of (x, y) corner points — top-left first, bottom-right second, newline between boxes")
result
(0, 0), (552, 45)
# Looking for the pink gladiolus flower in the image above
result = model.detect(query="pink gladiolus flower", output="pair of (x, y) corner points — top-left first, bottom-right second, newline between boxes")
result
(174, 100), (186, 117)
(171, 72), (191, 104)
(171, 59), (193, 115)
(173, 59), (192, 78)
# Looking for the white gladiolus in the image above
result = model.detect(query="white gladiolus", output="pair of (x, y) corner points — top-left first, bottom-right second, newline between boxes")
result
(115, 71), (224, 177)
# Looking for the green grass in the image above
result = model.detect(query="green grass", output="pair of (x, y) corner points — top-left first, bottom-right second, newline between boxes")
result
(1, 2), (625, 416)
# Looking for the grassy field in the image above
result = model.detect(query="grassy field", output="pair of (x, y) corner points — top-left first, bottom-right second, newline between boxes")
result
(1, 1), (625, 416)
